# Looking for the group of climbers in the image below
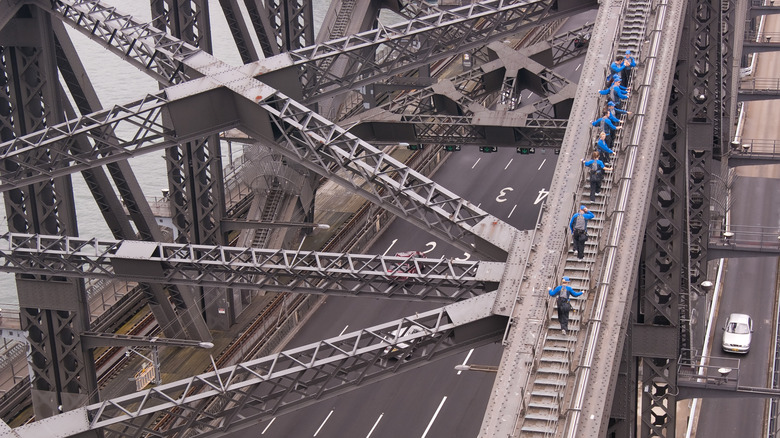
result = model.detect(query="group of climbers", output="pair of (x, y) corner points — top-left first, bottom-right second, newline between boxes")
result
(550, 50), (638, 336)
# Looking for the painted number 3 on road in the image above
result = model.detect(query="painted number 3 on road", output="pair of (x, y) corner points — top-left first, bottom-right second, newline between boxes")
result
(495, 187), (514, 203)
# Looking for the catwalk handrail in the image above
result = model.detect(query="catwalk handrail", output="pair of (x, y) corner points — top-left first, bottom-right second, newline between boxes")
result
(709, 223), (780, 252)
(739, 77), (780, 91)
(728, 138), (780, 159)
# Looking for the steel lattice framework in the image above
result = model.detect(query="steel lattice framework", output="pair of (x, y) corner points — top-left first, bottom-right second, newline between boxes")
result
(0, 0), (742, 436)
(85, 295), (504, 438)
(635, 0), (730, 434)
(0, 0), (543, 422)
(0, 4), (99, 419)
(0, 81), (517, 257)
(268, 0), (594, 102)
(0, 233), (503, 301)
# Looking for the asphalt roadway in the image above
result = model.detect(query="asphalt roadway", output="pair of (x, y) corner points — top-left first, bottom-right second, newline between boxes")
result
(228, 11), (596, 438)
(249, 147), (557, 438)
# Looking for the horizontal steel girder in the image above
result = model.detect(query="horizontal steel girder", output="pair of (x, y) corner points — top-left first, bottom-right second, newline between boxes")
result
(0, 233), (504, 301)
(2, 0), (521, 258)
(63, 294), (504, 437)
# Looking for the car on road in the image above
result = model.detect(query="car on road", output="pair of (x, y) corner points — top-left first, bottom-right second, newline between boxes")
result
(722, 313), (753, 354)
(387, 250), (425, 280)
(382, 324), (426, 360)
(462, 53), (472, 69)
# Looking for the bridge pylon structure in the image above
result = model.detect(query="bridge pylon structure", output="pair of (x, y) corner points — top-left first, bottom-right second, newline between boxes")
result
(0, 0), (755, 437)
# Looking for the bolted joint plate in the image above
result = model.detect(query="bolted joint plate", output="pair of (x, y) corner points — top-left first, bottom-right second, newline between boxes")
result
(491, 230), (534, 316)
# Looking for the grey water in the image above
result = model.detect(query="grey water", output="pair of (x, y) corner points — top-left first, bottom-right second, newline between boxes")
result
(0, 1), (403, 308)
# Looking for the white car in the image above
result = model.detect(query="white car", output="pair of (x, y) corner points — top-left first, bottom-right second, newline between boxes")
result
(722, 313), (753, 354)
(383, 325), (425, 360)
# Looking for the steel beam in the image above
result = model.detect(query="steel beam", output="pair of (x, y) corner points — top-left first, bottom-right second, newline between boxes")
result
(51, 18), (188, 338)
(53, 294), (504, 437)
(218, 0), (262, 63)
(348, 113), (568, 148)
(0, 5), (97, 418)
(0, 233), (503, 301)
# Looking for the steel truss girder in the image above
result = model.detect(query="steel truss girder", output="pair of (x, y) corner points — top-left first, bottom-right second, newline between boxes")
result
(342, 23), (585, 123)
(82, 295), (505, 437)
(0, 88), (513, 258)
(52, 0), (594, 105)
(0, 91), (175, 191)
(151, 0), (213, 53)
(637, 0), (728, 434)
(239, 0), (278, 58)
(217, 0), (261, 63)
(152, 0), (231, 333)
(0, 67), (516, 257)
(52, 16), (189, 338)
(274, 0), (596, 103)
(639, 82), (685, 438)
(549, 21), (593, 65)
(0, 233), (504, 301)
(265, 0), (314, 52)
(254, 89), (513, 257)
(52, 0), (203, 85)
(9, 2), (517, 258)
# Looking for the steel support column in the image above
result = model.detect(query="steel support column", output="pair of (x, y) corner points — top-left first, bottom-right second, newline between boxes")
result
(50, 18), (187, 338)
(152, 0), (223, 335)
(635, 0), (726, 435)
(0, 4), (97, 418)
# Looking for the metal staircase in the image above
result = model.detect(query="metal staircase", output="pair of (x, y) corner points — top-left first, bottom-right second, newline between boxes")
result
(518, 167), (614, 436)
(251, 189), (283, 248)
(616, 0), (652, 55)
(518, 0), (653, 433)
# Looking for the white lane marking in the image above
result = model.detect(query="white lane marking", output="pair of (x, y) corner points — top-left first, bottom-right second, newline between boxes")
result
(575, 63), (582, 71)
(534, 188), (550, 205)
(527, 92), (533, 98)
(504, 158), (513, 170)
(421, 397), (448, 438)
(423, 241), (437, 254)
(313, 409), (334, 436)
(457, 349), (475, 375)
(339, 325), (349, 336)
(508, 204), (518, 218)
(261, 417), (276, 434)
(383, 239), (397, 256)
(472, 157), (481, 169)
(366, 413), (384, 438)
(537, 159), (547, 171)
(477, 203), (481, 209)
